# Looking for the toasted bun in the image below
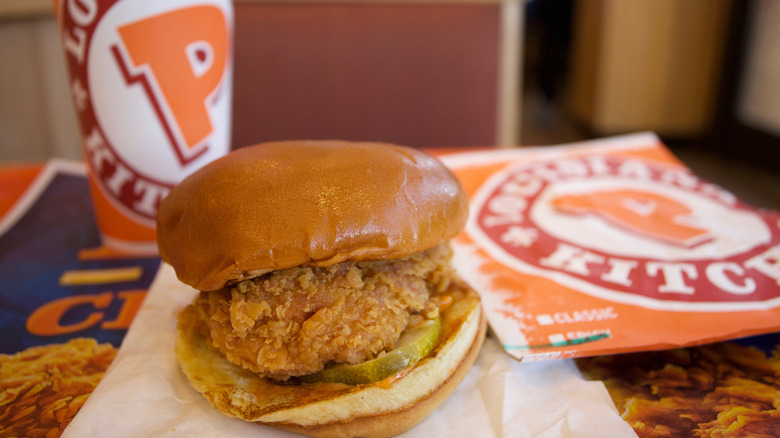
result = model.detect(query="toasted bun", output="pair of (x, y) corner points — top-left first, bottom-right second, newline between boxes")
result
(175, 279), (485, 438)
(157, 140), (469, 291)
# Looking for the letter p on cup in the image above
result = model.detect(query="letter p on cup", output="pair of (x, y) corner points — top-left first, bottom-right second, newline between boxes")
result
(56, 0), (234, 255)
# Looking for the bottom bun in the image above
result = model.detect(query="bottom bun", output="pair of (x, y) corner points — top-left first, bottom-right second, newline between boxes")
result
(175, 279), (486, 438)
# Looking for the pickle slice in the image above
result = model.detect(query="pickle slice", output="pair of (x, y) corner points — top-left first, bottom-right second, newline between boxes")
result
(300, 316), (442, 385)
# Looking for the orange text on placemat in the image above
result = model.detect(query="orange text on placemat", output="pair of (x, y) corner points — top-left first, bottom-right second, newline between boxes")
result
(26, 290), (146, 336)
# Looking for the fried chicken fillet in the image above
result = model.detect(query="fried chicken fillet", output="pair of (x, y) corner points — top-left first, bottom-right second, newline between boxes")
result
(191, 245), (454, 380)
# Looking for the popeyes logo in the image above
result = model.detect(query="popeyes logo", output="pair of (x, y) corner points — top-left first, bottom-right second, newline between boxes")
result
(469, 155), (780, 311)
(59, 0), (233, 223)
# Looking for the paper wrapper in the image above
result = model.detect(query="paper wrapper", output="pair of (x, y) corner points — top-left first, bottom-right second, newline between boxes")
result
(63, 263), (636, 437)
(442, 133), (780, 362)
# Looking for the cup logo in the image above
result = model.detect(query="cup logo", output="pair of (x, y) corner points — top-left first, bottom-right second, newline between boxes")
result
(113, 5), (229, 165)
(58, 0), (233, 225)
(469, 155), (780, 311)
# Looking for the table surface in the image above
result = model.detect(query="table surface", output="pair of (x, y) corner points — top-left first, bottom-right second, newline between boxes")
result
(2, 156), (780, 438)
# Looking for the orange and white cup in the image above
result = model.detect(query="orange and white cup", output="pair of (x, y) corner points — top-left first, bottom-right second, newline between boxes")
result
(56, 0), (234, 255)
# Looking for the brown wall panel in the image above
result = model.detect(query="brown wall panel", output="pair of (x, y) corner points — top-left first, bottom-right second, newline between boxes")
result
(232, 3), (500, 149)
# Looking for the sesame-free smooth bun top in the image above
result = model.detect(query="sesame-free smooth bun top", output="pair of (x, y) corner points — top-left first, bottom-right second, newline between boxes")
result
(156, 140), (469, 291)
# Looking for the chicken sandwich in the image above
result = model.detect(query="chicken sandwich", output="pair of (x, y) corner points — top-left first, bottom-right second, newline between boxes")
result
(156, 140), (486, 438)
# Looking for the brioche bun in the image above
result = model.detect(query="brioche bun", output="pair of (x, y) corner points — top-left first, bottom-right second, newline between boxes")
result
(156, 140), (469, 291)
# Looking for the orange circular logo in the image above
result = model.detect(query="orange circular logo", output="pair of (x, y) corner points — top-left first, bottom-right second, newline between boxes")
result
(470, 155), (780, 310)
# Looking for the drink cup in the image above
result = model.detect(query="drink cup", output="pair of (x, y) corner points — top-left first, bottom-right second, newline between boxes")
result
(55, 0), (234, 255)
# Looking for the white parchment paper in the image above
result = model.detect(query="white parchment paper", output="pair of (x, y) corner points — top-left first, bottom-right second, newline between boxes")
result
(63, 263), (637, 437)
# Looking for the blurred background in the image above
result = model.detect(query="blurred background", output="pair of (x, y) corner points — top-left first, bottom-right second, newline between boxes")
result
(1, 0), (778, 207)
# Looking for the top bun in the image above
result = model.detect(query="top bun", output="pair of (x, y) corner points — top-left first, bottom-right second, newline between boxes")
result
(156, 140), (469, 291)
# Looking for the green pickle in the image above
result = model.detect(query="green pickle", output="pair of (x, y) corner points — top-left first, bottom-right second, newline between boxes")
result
(300, 316), (442, 385)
